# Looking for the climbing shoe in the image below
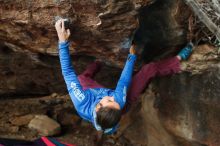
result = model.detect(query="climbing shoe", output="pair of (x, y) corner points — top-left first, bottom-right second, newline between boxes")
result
(178, 42), (194, 60)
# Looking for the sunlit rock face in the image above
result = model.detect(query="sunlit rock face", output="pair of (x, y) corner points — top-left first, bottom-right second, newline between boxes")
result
(0, 0), (154, 65)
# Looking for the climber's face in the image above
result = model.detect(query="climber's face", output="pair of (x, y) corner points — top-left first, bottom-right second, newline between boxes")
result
(95, 96), (120, 112)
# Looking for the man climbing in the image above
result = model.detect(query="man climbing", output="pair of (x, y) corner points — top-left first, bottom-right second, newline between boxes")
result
(55, 19), (193, 134)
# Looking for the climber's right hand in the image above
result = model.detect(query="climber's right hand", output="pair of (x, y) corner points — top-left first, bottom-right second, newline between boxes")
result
(55, 19), (71, 43)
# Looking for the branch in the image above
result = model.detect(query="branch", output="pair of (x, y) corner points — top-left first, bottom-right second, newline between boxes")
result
(184, 0), (220, 41)
(211, 0), (220, 14)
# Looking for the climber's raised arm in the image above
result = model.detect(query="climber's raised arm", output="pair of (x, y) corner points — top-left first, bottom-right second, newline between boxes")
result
(55, 19), (88, 107)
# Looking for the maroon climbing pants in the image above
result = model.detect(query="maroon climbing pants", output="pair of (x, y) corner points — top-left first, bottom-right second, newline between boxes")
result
(78, 57), (181, 107)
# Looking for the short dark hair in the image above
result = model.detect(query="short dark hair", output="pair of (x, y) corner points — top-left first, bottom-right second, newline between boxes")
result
(96, 107), (122, 130)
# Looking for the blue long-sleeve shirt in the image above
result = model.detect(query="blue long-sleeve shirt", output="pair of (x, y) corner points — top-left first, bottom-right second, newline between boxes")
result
(58, 41), (136, 134)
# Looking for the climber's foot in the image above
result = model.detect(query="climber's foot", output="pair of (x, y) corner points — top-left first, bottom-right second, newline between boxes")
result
(177, 42), (194, 61)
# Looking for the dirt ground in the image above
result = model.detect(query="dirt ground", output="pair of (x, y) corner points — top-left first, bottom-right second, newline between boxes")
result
(0, 94), (134, 146)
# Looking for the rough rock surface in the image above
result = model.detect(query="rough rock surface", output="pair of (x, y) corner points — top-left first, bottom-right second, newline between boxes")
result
(0, 43), (66, 96)
(119, 45), (220, 146)
(154, 68), (220, 146)
(0, 0), (191, 96)
(0, 0), (220, 146)
(0, 0), (190, 62)
(134, 0), (191, 62)
(0, 43), (121, 96)
(0, 0), (154, 64)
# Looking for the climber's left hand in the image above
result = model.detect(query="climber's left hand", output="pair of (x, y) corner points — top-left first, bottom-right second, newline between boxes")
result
(55, 19), (70, 43)
(129, 44), (136, 55)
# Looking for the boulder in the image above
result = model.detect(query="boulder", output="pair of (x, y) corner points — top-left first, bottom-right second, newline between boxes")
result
(28, 115), (61, 136)
(153, 66), (220, 146)
(120, 45), (220, 146)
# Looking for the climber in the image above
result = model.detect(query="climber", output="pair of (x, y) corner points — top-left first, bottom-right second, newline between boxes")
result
(55, 19), (193, 135)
